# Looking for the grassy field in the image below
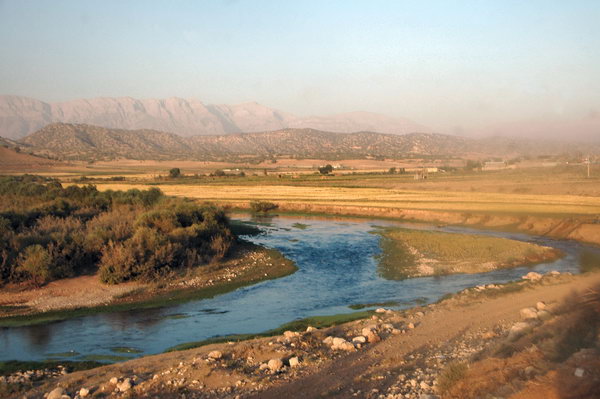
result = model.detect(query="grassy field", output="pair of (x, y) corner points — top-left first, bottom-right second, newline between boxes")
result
(376, 228), (562, 279)
(82, 182), (600, 217)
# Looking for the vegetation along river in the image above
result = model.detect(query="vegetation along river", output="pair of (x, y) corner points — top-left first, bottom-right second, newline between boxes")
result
(0, 215), (594, 363)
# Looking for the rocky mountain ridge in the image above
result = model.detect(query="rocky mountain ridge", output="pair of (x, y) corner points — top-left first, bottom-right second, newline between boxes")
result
(0, 95), (430, 139)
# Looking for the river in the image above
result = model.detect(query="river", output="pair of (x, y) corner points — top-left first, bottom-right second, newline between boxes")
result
(0, 215), (593, 363)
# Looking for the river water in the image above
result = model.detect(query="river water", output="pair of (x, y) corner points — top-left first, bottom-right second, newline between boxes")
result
(0, 215), (593, 362)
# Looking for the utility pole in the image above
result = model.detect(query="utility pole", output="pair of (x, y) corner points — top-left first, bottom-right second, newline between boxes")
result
(585, 156), (590, 178)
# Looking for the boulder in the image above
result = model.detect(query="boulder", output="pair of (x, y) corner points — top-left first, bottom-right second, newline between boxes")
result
(117, 378), (132, 392)
(322, 336), (334, 345)
(361, 326), (376, 336)
(352, 336), (367, 344)
(79, 388), (90, 398)
(306, 326), (316, 332)
(335, 341), (356, 351)
(268, 358), (284, 372)
(375, 308), (387, 313)
(109, 377), (118, 385)
(508, 322), (533, 341)
(47, 387), (65, 399)
(407, 322), (415, 329)
(283, 330), (299, 338)
(519, 307), (538, 320)
(365, 330), (381, 343)
(332, 337), (347, 347)
(208, 350), (223, 360)
(288, 357), (300, 368)
(536, 301), (547, 310)
(522, 272), (542, 281)
(574, 368), (585, 378)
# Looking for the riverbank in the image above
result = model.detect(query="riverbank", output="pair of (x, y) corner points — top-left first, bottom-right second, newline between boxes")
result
(376, 227), (563, 279)
(7, 270), (599, 399)
(0, 242), (297, 327)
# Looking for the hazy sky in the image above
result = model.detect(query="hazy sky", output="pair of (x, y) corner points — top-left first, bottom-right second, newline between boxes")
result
(1, 0), (599, 134)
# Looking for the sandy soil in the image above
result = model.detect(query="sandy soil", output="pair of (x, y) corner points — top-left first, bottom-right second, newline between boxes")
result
(13, 271), (600, 399)
(0, 276), (142, 315)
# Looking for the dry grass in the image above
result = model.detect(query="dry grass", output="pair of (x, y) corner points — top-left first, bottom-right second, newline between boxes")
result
(83, 183), (600, 217)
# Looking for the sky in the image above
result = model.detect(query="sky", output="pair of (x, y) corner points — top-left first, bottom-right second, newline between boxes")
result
(1, 0), (599, 134)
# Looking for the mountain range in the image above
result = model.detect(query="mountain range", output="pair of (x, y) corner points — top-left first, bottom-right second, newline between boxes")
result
(16, 123), (599, 162)
(18, 123), (466, 161)
(0, 95), (430, 140)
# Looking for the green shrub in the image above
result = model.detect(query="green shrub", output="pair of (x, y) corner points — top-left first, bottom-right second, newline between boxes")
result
(17, 245), (52, 286)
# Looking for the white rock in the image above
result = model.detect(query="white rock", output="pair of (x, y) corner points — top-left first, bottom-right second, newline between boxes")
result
(322, 336), (334, 345)
(117, 378), (132, 392)
(352, 336), (367, 344)
(288, 357), (300, 368)
(268, 358), (284, 372)
(283, 330), (299, 338)
(548, 270), (560, 276)
(536, 301), (547, 310)
(519, 307), (539, 320)
(332, 337), (347, 347)
(79, 388), (90, 398)
(109, 377), (118, 385)
(375, 308), (387, 313)
(522, 272), (542, 281)
(208, 350), (223, 360)
(47, 387), (65, 399)
(361, 327), (376, 336)
(574, 368), (585, 378)
(306, 326), (316, 332)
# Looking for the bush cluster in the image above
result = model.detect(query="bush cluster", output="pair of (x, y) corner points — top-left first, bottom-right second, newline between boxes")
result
(0, 175), (235, 286)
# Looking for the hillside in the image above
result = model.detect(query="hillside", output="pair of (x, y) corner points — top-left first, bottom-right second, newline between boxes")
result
(0, 145), (63, 170)
(19, 123), (471, 161)
(0, 95), (430, 139)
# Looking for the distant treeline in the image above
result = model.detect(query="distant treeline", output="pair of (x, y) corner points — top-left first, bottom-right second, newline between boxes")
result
(0, 175), (234, 286)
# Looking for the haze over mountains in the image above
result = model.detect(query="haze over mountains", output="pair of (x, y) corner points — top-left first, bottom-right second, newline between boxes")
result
(0, 95), (430, 140)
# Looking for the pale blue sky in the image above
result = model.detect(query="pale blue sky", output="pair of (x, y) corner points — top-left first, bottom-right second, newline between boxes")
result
(1, 0), (599, 133)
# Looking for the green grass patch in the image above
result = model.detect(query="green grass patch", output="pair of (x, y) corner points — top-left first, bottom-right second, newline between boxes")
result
(375, 227), (561, 279)
(348, 301), (400, 310)
(165, 310), (373, 353)
(291, 223), (310, 230)
(0, 360), (103, 376)
(45, 351), (80, 358)
(82, 354), (132, 362)
(110, 347), (143, 354)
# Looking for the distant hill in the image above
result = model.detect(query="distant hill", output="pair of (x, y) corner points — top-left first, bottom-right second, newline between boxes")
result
(20, 123), (470, 161)
(0, 95), (430, 139)
(19, 123), (600, 162)
(0, 145), (64, 170)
